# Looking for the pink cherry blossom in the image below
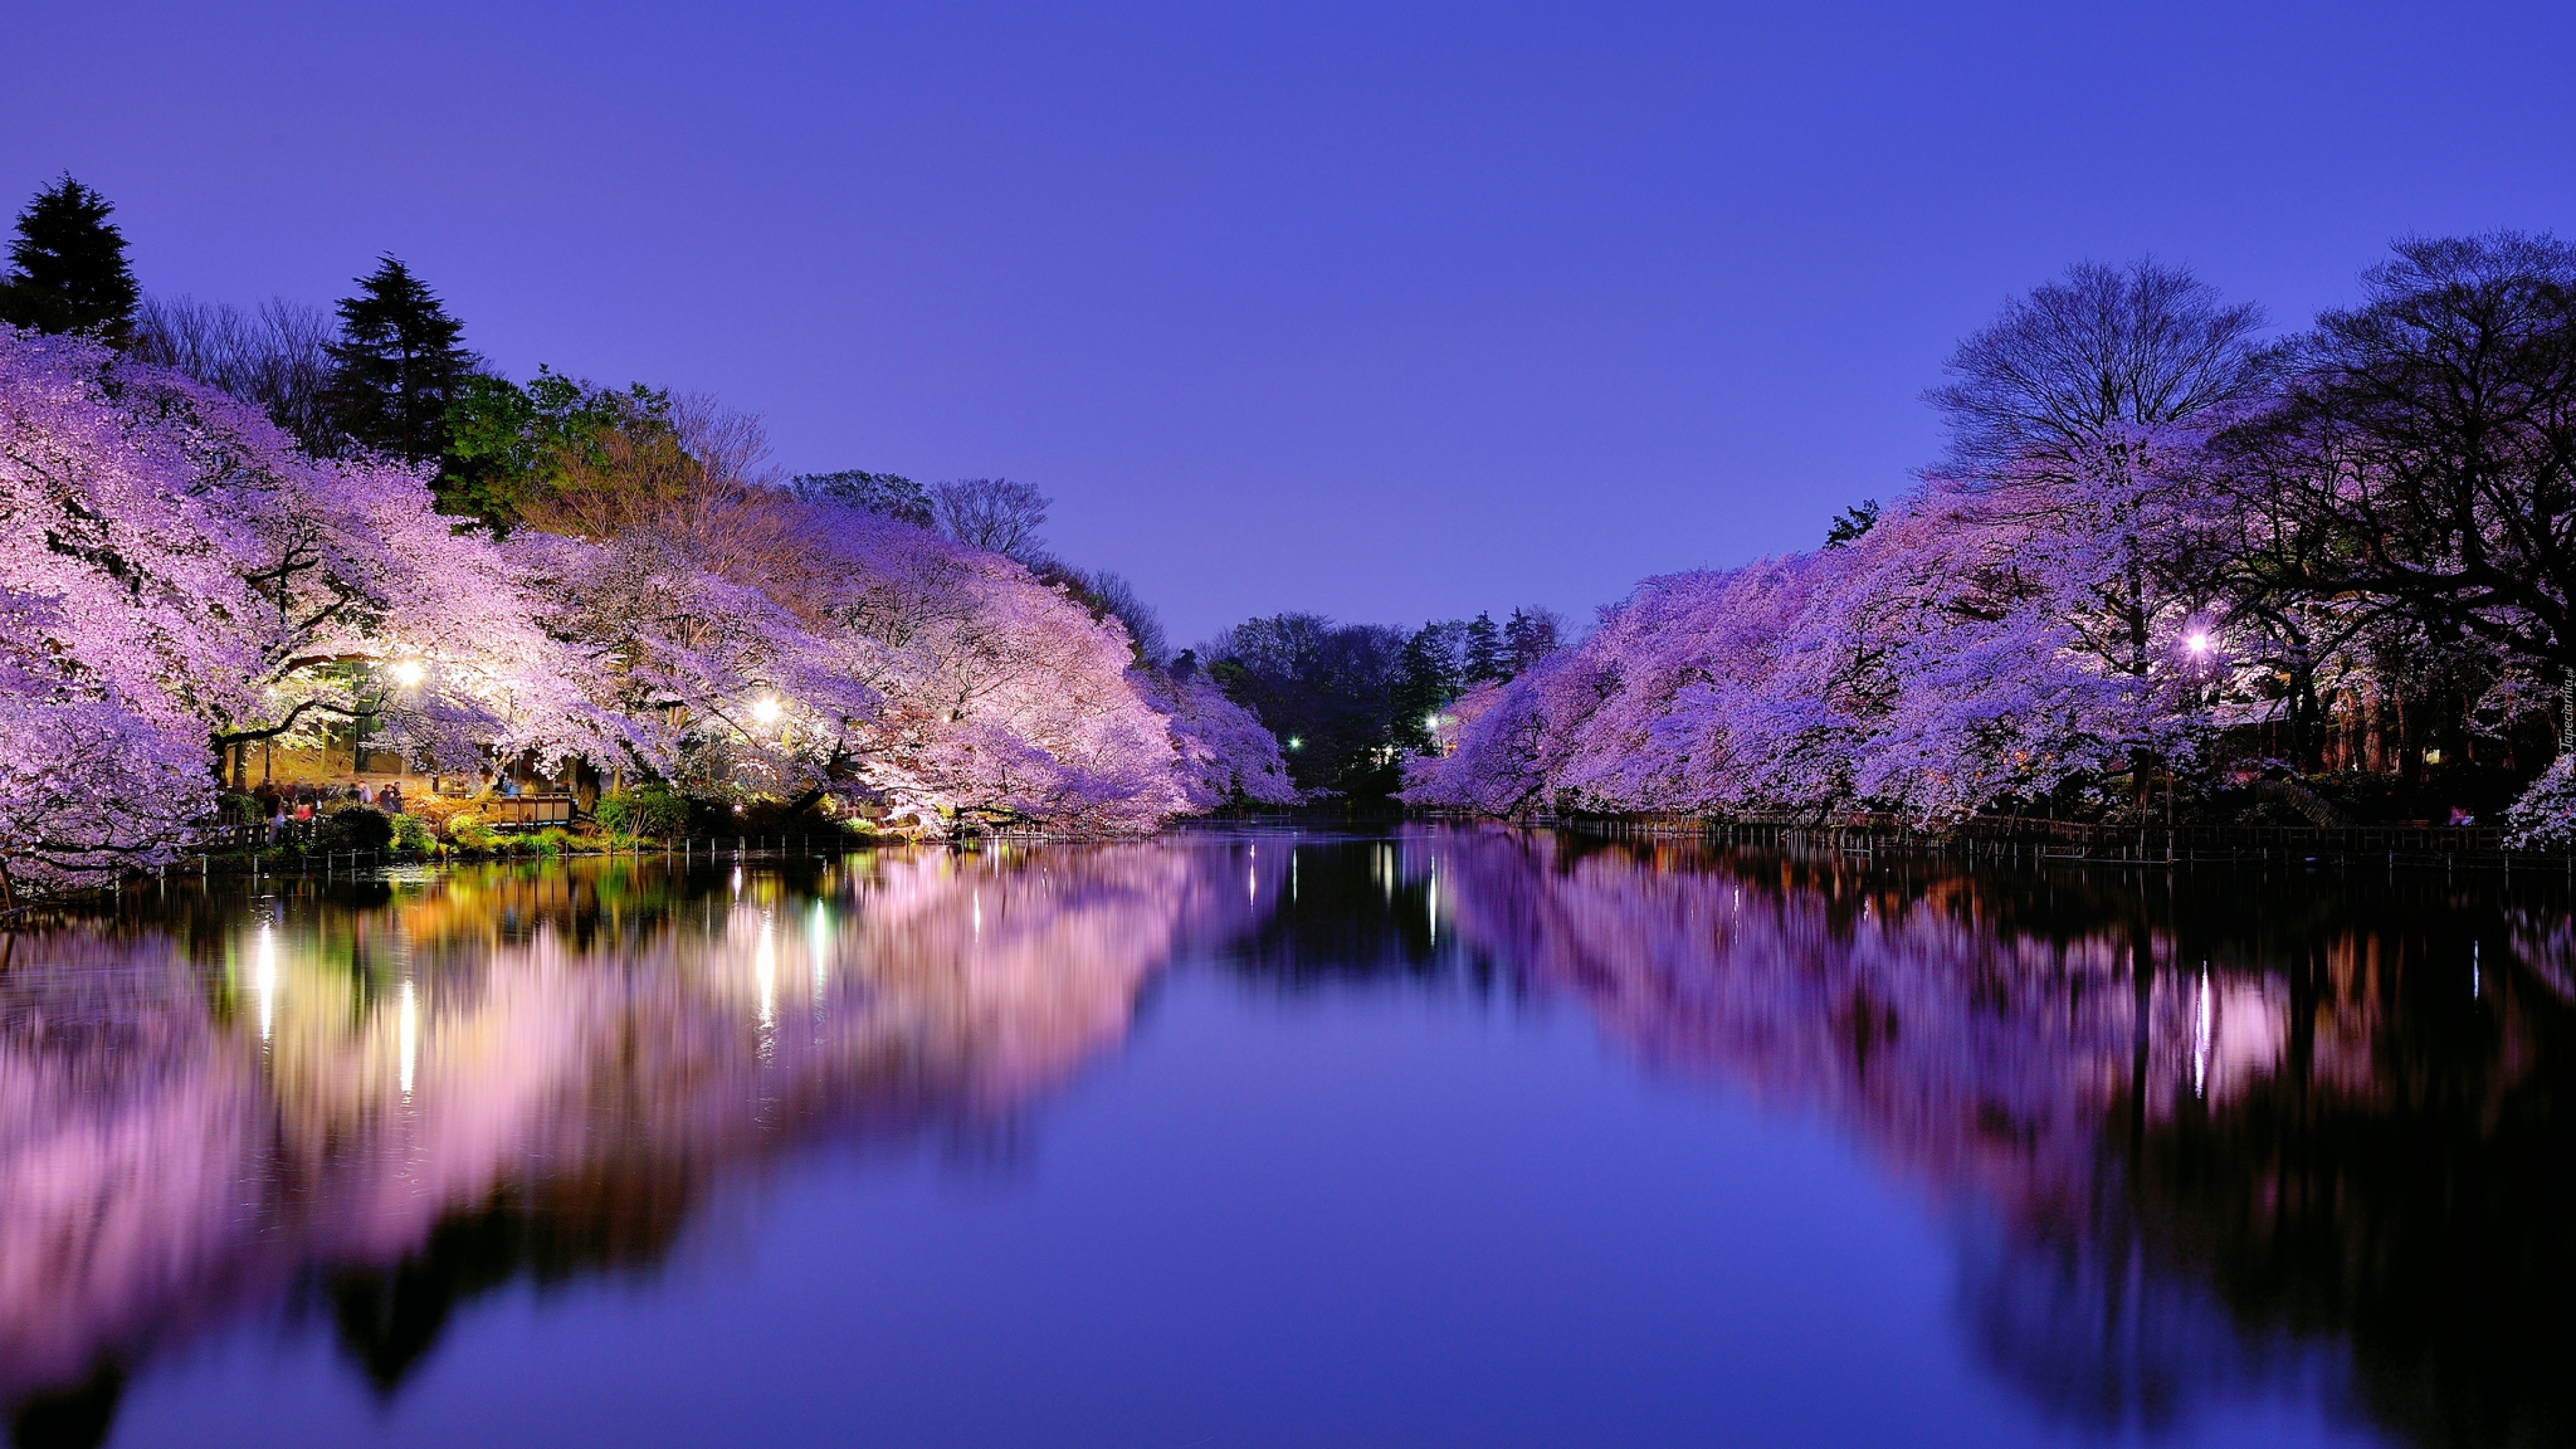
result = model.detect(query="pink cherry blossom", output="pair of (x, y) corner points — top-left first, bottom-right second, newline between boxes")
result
(1, 329), (1279, 891)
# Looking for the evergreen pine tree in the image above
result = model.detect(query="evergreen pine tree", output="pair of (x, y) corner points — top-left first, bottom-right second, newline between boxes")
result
(1501, 606), (1560, 674)
(1464, 612), (1503, 684)
(325, 255), (477, 462)
(0, 174), (140, 343)
(1391, 622), (1465, 753)
(1824, 498), (1881, 547)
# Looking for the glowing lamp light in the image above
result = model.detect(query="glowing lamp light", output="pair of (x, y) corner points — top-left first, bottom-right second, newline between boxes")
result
(389, 659), (426, 686)
(1286, 735), (1303, 751)
(751, 695), (784, 724)
(2184, 631), (2212, 657)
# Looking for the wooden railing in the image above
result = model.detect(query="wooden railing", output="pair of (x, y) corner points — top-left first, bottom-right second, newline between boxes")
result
(481, 795), (574, 827)
(1521, 808), (2529, 859)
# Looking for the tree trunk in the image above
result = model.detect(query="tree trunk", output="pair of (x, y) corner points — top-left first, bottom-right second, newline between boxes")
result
(2396, 689), (2422, 790)
(2285, 637), (2320, 773)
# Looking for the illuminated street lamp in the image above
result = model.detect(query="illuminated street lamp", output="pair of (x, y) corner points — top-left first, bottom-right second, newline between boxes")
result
(751, 695), (784, 725)
(1286, 735), (1303, 751)
(360, 659), (425, 775)
(2185, 631), (2212, 657)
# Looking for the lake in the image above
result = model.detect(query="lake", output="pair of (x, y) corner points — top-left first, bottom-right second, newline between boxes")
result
(2, 826), (2567, 1448)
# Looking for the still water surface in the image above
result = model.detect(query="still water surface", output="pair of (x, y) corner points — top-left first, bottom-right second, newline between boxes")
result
(2, 827), (2567, 1448)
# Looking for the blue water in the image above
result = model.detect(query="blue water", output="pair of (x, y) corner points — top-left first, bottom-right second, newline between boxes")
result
(3, 828), (2555, 1447)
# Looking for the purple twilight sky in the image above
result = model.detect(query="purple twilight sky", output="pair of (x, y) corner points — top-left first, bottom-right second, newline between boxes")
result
(7, 1), (2575, 643)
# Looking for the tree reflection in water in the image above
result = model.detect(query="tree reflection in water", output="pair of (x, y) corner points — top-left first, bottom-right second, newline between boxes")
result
(0, 828), (2569, 1449)
(0, 841), (1285, 1444)
(1377, 830), (2575, 1449)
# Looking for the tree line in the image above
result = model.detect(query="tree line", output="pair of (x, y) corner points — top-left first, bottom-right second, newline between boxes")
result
(0, 174), (1295, 898)
(2, 174), (1181, 663)
(28, 168), (2574, 847)
(1187, 606), (1562, 799)
(1411, 236), (2576, 841)
(0, 171), (1580, 822)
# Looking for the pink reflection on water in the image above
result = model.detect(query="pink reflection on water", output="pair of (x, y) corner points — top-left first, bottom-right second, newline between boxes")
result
(0, 841), (1285, 1402)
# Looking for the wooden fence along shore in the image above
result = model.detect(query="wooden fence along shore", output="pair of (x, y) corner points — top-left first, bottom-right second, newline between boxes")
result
(135, 812), (2552, 894)
(156, 833), (861, 885)
(1519, 809), (2542, 870)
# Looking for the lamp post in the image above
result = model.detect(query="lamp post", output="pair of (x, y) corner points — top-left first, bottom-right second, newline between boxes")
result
(364, 658), (427, 779)
(2173, 629), (2220, 839)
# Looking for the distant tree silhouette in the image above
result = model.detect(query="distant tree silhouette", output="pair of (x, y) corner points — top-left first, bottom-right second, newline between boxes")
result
(325, 255), (478, 463)
(0, 174), (139, 344)
(1824, 498), (1880, 547)
(930, 476), (1051, 561)
(129, 294), (337, 451)
(793, 469), (934, 528)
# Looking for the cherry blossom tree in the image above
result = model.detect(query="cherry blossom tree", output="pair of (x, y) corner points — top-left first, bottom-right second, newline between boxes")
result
(1, 329), (605, 787)
(1140, 667), (1298, 809)
(498, 427), (1235, 835)
(1409, 262), (2272, 826)
(1405, 470), (2227, 824)
(0, 593), (211, 901)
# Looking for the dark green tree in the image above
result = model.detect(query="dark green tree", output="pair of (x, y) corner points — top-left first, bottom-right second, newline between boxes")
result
(1502, 606), (1561, 674)
(1390, 621), (1466, 753)
(1824, 498), (1881, 547)
(326, 255), (478, 464)
(441, 368), (666, 530)
(1205, 612), (1409, 796)
(1462, 612), (1503, 684)
(793, 470), (934, 528)
(0, 174), (139, 343)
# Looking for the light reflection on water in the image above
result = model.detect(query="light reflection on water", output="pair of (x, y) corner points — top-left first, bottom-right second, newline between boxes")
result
(1, 828), (2569, 1448)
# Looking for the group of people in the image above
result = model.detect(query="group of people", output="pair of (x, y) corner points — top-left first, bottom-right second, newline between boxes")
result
(248, 779), (406, 843)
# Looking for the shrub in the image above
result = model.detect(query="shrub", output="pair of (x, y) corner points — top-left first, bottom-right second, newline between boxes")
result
(596, 787), (692, 838)
(533, 827), (574, 856)
(390, 813), (437, 853)
(735, 796), (836, 836)
(446, 811), (498, 851)
(317, 802), (394, 851)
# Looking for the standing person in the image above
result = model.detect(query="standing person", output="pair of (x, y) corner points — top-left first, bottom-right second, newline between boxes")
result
(380, 782), (405, 814)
